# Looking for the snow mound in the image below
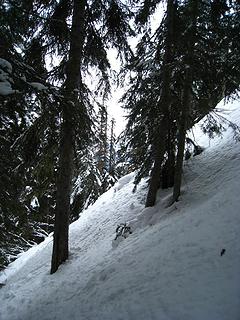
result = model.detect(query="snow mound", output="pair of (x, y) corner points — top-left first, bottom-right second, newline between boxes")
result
(0, 99), (240, 320)
(113, 172), (135, 191)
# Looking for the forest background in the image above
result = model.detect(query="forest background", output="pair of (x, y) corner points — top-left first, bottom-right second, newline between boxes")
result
(0, 0), (239, 272)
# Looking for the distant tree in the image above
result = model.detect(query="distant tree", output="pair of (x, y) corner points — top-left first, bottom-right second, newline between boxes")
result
(109, 118), (117, 177)
(114, 133), (133, 178)
(96, 105), (109, 192)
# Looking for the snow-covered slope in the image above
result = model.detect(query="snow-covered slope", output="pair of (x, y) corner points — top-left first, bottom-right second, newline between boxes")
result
(0, 100), (240, 320)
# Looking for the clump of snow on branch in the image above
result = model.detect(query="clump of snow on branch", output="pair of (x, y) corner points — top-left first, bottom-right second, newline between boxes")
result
(0, 58), (16, 96)
(29, 82), (48, 91)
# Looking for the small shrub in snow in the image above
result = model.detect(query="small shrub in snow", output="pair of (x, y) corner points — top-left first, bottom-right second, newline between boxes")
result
(114, 223), (132, 240)
(220, 248), (226, 256)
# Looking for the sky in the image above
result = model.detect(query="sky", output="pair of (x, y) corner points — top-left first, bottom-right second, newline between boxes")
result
(106, 48), (127, 136)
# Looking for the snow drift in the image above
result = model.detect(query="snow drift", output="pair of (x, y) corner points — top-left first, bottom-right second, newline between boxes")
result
(0, 99), (240, 320)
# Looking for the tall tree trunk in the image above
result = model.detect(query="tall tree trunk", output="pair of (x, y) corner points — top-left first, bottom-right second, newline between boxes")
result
(145, 0), (175, 207)
(172, 68), (191, 202)
(109, 118), (115, 176)
(51, 0), (85, 274)
(145, 119), (168, 207)
(162, 123), (176, 189)
(172, 0), (198, 203)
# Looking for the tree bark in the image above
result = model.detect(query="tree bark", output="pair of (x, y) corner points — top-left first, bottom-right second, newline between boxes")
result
(145, 0), (175, 207)
(172, 68), (191, 202)
(51, 0), (85, 274)
(162, 124), (176, 189)
(145, 119), (168, 207)
(172, 0), (198, 203)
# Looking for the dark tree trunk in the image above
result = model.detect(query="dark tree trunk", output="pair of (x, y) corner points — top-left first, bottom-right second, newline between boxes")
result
(162, 124), (176, 189)
(109, 118), (115, 176)
(145, 0), (175, 207)
(145, 120), (168, 207)
(172, 0), (198, 203)
(50, 118), (73, 273)
(51, 0), (85, 274)
(172, 68), (191, 202)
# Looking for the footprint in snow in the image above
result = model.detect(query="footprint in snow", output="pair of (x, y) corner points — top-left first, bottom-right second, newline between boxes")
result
(99, 267), (116, 282)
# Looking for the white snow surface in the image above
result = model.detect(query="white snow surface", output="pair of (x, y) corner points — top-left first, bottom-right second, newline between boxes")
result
(0, 99), (240, 320)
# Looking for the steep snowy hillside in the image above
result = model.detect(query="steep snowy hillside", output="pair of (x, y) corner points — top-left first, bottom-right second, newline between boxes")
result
(0, 99), (240, 320)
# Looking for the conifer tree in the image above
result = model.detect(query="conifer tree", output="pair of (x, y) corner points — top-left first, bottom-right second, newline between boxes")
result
(50, 0), (86, 274)
(109, 118), (116, 177)
(0, 1), (59, 267)
(1, 0), (134, 271)
(123, 0), (239, 208)
(50, 0), (133, 273)
(145, 0), (176, 207)
(172, 0), (198, 202)
(96, 105), (108, 192)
